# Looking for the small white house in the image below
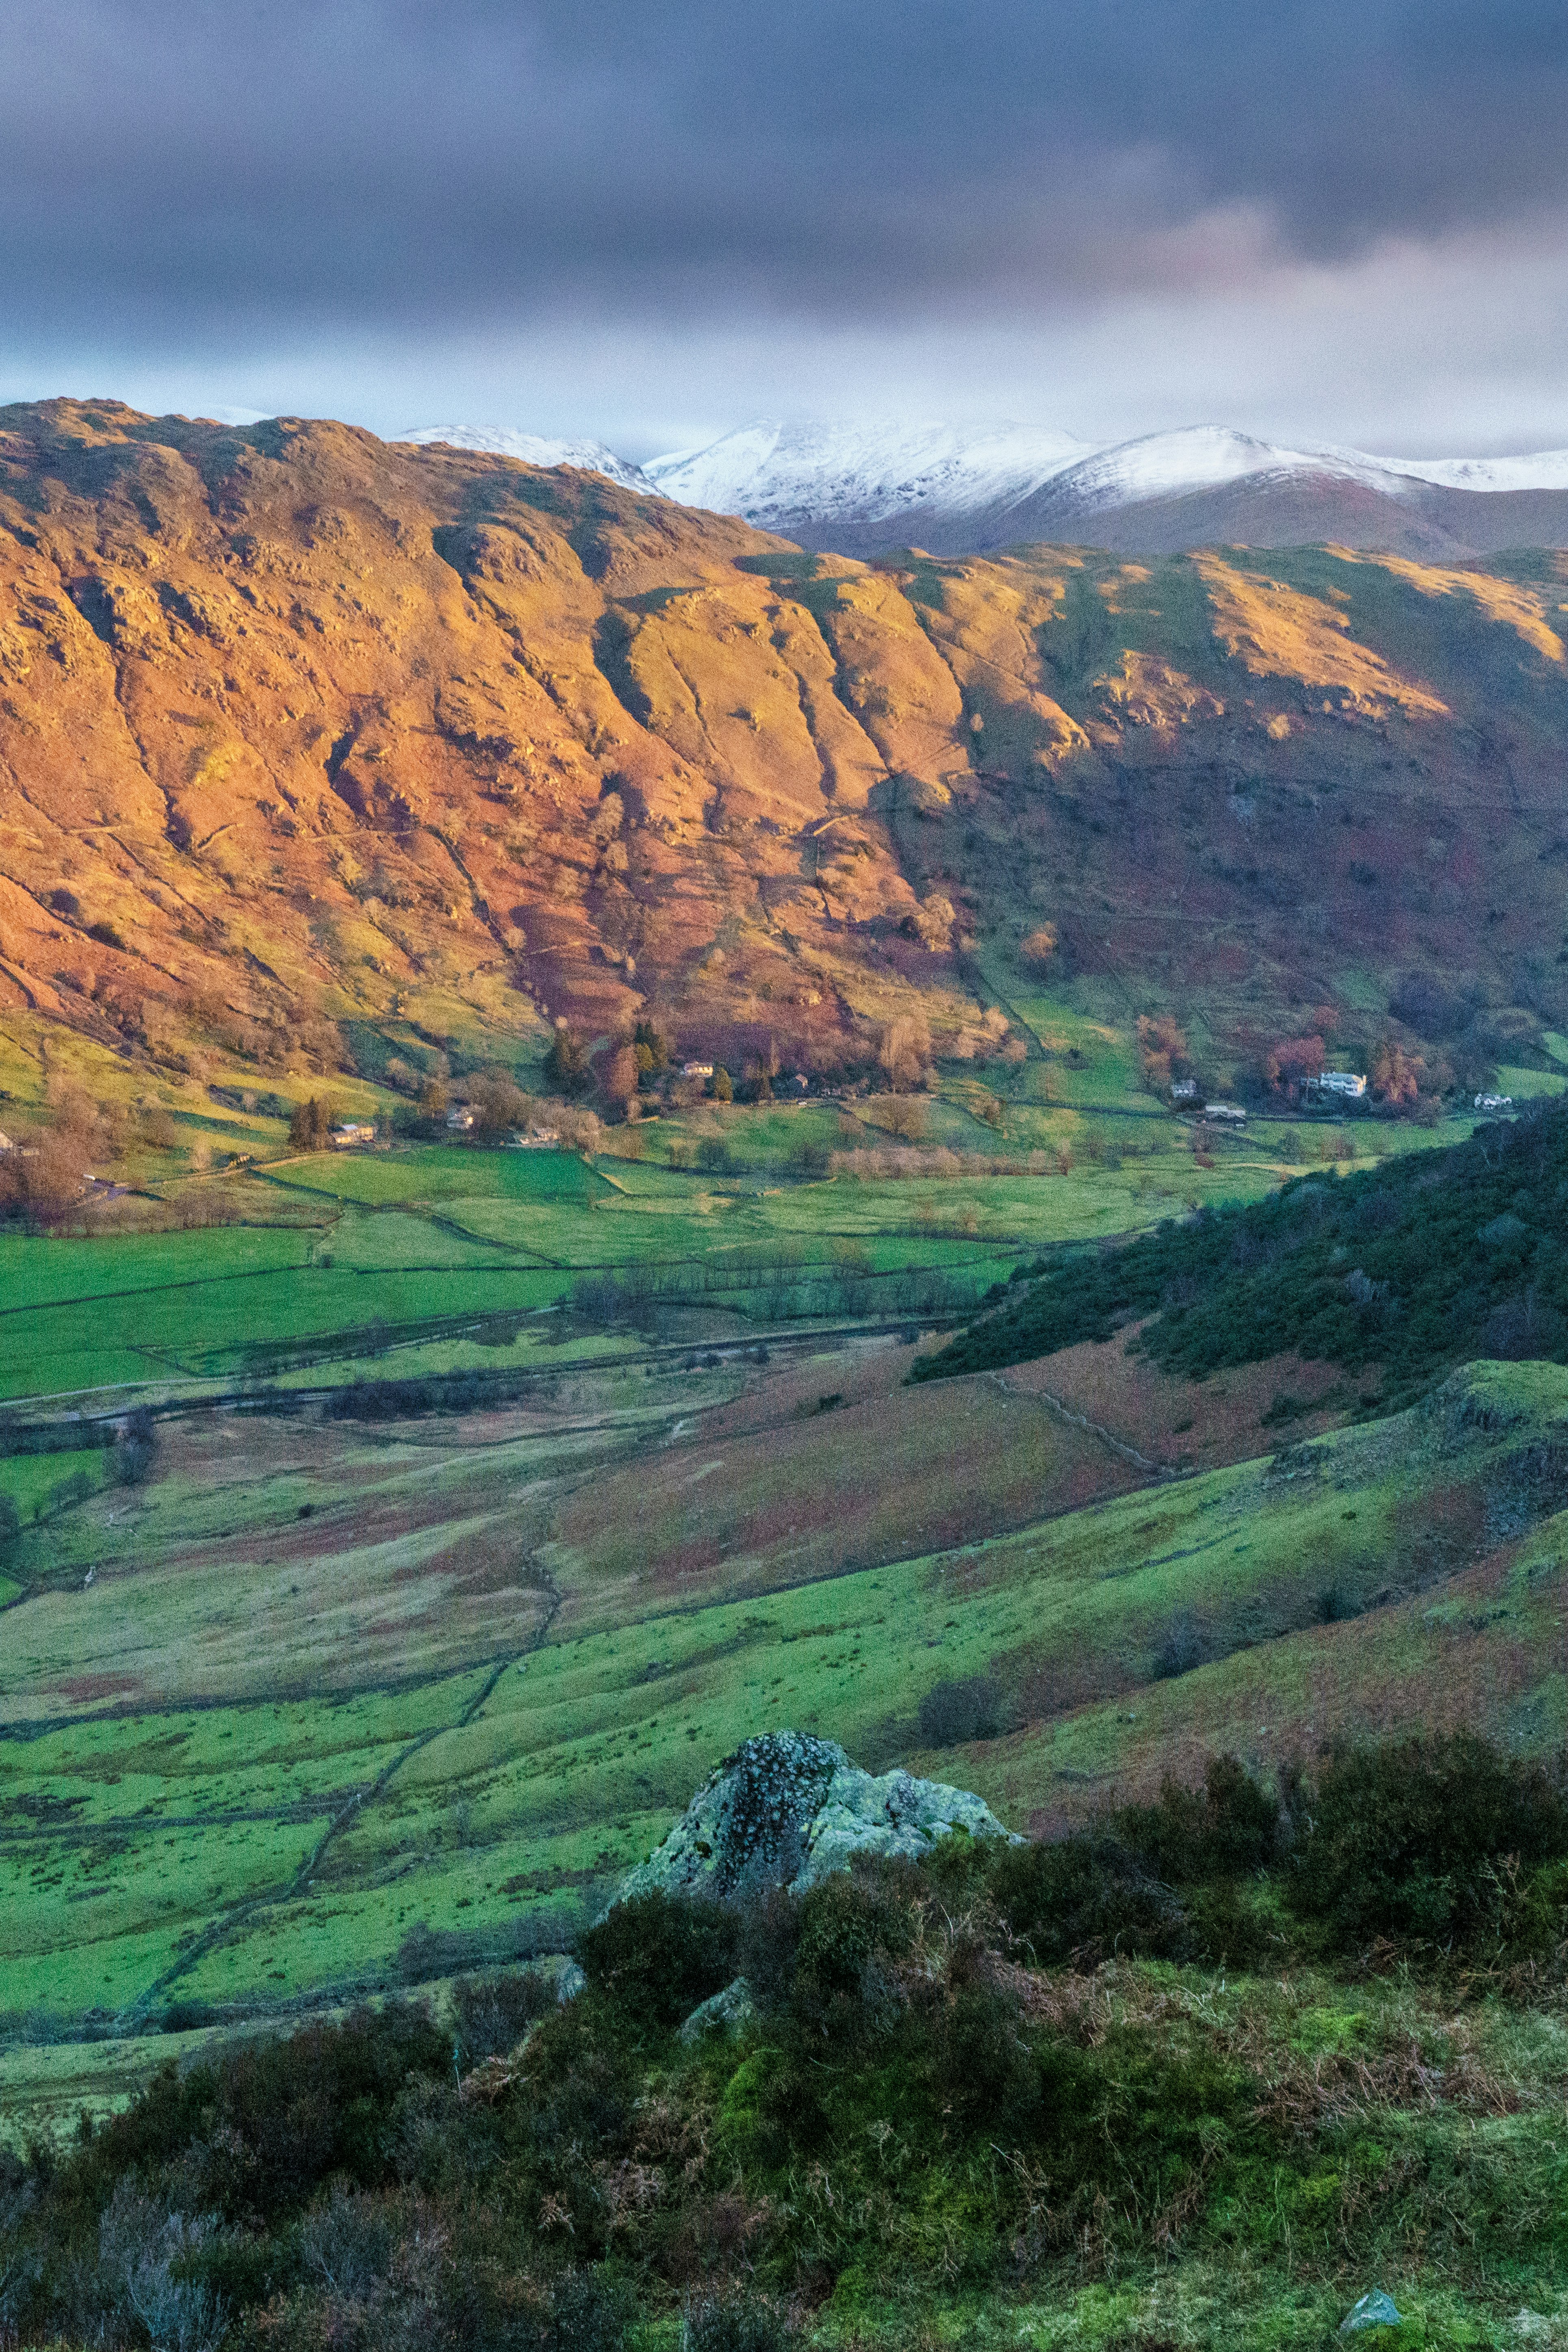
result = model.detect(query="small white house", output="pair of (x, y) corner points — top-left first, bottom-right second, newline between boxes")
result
(1309, 1071), (1367, 1101)
(512, 1125), (561, 1148)
(681, 1061), (714, 1080)
(446, 1105), (475, 1131)
(1169, 1078), (1197, 1102)
(1204, 1102), (1247, 1126)
(1475, 1092), (1514, 1113)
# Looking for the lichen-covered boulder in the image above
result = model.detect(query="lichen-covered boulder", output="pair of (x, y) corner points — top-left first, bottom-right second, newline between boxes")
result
(614, 1731), (1018, 1907)
(678, 1974), (756, 2044)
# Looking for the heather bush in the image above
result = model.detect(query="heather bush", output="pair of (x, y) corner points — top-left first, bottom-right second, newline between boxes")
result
(577, 1893), (742, 2027)
(1115, 1753), (1282, 1885)
(987, 1834), (1191, 1967)
(1287, 1731), (1568, 1949)
(788, 1867), (917, 2044)
(683, 2289), (794, 2352)
(453, 1965), (560, 2065)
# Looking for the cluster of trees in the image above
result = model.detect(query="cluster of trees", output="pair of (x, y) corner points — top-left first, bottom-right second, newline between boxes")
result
(0, 1083), (135, 1230)
(564, 1244), (971, 1331)
(1135, 991), (1516, 1115)
(1258, 1025), (1497, 1111)
(542, 1020), (734, 1122)
(1136, 1013), (1193, 1095)
(326, 1369), (543, 1421)
(288, 1097), (339, 1149)
(922, 1095), (1568, 1402)
(829, 1144), (1072, 1182)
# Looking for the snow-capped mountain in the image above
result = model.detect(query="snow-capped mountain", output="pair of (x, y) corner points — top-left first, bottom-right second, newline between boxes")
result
(393, 414), (1568, 558)
(399, 424), (661, 496)
(1377, 448), (1568, 494)
(646, 419), (1094, 536)
(645, 419), (1568, 559)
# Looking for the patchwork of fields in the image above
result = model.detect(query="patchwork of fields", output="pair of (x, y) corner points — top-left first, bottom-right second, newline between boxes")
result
(0, 1046), (1553, 2145)
(6, 1319), (1566, 2078)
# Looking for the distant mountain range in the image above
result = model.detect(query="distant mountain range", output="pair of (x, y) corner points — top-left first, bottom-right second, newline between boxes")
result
(410, 417), (1568, 558)
(646, 421), (1568, 558)
(400, 423), (660, 496)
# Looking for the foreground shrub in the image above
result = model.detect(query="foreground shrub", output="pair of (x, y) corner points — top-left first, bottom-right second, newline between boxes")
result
(92, 2183), (230, 2352)
(1288, 1733), (1568, 1949)
(549, 2263), (638, 2352)
(453, 1966), (560, 2065)
(988, 1835), (1190, 1967)
(683, 2289), (794, 2352)
(1115, 1754), (1282, 1885)
(75, 2003), (449, 2228)
(918, 1933), (1043, 2139)
(788, 1867), (917, 2042)
(577, 1894), (742, 2027)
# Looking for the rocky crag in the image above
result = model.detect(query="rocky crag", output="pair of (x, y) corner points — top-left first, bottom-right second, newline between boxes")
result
(4, 401), (1568, 1101)
(615, 1730), (1017, 1907)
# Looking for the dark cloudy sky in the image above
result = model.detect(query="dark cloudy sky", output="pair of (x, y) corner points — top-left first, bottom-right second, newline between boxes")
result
(2, 0), (1566, 456)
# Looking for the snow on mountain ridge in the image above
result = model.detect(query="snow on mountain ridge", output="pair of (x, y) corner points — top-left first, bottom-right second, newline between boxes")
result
(1052, 426), (1399, 506)
(645, 418), (1568, 531)
(1376, 448), (1568, 494)
(399, 424), (659, 495)
(393, 416), (1568, 555)
(645, 419), (1097, 527)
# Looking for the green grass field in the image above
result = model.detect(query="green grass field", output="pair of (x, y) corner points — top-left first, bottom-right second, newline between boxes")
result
(6, 1356), (1564, 2039)
(0, 1118), (1424, 1405)
(0, 1005), (1542, 2189)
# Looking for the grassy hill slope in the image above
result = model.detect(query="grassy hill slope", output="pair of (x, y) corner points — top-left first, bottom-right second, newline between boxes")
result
(5, 1352), (1564, 2027)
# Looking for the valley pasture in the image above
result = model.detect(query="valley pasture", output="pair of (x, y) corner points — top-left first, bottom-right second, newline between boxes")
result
(6, 1342), (1565, 2087)
(0, 1072), (1545, 2161)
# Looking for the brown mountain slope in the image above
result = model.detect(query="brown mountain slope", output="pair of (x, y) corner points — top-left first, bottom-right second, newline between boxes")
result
(1, 399), (1566, 1100)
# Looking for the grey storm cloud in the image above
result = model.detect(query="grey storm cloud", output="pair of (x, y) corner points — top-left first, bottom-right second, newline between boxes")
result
(2, 0), (1566, 338)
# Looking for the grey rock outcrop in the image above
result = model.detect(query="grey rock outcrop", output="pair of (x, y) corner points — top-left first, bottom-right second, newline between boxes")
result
(678, 1975), (756, 2044)
(615, 1731), (1019, 1907)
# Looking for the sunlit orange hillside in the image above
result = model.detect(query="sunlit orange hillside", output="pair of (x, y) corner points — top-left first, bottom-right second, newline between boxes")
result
(2, 398), (1566, 1097)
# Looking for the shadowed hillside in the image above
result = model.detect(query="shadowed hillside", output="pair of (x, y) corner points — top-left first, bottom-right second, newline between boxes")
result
(2, 400), (1568, 1106)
